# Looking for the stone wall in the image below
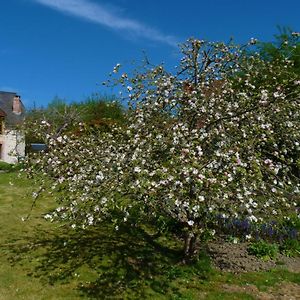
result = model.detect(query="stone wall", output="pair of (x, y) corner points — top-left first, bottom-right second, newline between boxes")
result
(0, 129), (25, 164)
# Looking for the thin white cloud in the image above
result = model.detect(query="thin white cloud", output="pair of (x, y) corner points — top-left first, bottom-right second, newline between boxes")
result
(32, 0), (178, 46)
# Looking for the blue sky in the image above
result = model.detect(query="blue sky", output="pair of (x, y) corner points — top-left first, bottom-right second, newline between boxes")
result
(0, 0), (299, 108)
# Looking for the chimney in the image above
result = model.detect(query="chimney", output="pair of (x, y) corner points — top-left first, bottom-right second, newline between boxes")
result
(13, 95), (22, 115)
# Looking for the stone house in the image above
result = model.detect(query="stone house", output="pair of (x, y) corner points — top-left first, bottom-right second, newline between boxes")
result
(0, 91), (25, 164)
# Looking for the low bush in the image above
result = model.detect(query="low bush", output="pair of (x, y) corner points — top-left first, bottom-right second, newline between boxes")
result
(279, 239), (300, 257)
(248, 240), (279, 260)
(0, 161), (13, 171)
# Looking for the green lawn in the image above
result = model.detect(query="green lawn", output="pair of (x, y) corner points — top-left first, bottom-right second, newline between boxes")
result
(0, 171), (299, 299)
(0, 172), (84, 299)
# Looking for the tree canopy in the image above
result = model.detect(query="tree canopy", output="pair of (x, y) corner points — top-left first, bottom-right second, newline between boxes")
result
(24, 37), (300, 260)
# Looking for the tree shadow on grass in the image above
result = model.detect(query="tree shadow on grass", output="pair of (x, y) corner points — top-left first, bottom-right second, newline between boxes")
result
(2, 222), (203, 298)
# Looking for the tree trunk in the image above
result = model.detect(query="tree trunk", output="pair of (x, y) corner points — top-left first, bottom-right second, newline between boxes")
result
(183, 231), (200, 262)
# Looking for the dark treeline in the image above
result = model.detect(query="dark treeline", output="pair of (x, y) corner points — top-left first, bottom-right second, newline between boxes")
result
(25, 94), (125, 145)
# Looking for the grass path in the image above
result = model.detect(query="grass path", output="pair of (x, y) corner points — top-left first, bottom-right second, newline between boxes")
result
(0, 172), (299, 299)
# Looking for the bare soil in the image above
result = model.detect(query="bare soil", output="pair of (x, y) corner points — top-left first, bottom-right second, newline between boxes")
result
(207, 240), (300, 299)
(207, 240), (300, 274)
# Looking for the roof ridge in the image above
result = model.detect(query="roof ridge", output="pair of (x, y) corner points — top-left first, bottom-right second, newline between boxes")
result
(0, 91), (17, 94)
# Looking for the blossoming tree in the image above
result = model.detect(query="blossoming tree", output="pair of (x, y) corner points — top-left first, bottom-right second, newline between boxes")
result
(25, 38), (300, 260)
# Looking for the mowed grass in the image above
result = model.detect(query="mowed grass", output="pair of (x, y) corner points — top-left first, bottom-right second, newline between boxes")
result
(0, 171), (299, 299)
(0, 172), (84, 300)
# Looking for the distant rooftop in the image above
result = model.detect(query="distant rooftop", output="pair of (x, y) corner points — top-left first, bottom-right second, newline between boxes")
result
(0, 91), (25, 126)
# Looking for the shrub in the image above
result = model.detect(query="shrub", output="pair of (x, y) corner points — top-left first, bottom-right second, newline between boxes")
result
(248, 241), (279, 260)
(0, 161), (13, 171)
(279, 239), (300, 257)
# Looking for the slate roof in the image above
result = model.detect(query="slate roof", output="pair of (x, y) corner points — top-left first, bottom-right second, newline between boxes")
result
(0, 91), (25, 127)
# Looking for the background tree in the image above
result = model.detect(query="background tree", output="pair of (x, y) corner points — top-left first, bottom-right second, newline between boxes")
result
(25, 94), (124, 146)
(256, 27), (300, 178)
(258, 27), (300, 74)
